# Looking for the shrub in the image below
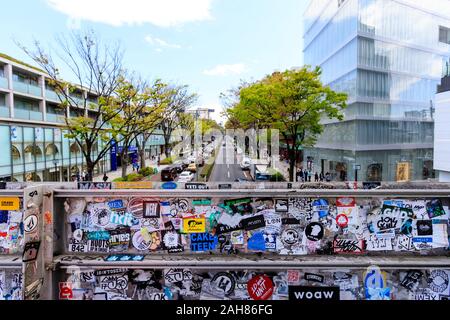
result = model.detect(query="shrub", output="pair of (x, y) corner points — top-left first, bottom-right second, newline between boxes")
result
(270, 171), (286, 182)
(159, 157), (173, 165)
(126, 173), (144, 182)
(113, 177), (126, 182)
(138, 167), (154, 177)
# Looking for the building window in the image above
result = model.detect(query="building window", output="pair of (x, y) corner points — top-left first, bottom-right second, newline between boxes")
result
(439, 26), (450, 45)
(12, 72), (39, 86)
(11, 146), (21, 162)
(45, 143), (59, 157)
(24, 145), (42, 163)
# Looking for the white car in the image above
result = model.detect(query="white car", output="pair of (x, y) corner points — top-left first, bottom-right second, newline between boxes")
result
(240, 157), (252, 170)
(178, 171), (194, 182)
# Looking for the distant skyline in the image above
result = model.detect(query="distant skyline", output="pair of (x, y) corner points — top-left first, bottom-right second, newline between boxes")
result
(0, 0), (309, 124)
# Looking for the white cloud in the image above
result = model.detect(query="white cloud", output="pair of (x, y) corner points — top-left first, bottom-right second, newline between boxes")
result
(203, 63), (248, 76)
(144, 35), (181, 50)
(46, 0), (213, 27)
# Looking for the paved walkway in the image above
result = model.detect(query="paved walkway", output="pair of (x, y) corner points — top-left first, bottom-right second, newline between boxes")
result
(93, 156), (169, 182)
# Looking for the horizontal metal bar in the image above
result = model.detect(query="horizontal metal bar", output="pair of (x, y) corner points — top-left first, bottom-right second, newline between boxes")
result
(55, 255), (450, 270)
(53, 189), (450, 198)
(0, 191), (24, 197)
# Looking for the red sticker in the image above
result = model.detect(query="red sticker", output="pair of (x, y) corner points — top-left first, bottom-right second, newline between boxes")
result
(59, 282), (73, 300)
(336, 214), (349, 228)
(247, 275), (274, 300)
(336, 197), (356, 207)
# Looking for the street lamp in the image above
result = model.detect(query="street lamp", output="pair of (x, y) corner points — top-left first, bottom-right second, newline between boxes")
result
(53, 159), (59, 182)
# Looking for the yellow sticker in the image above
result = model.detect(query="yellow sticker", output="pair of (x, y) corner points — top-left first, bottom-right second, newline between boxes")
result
(114, 182), (153, 189)
(140, 228), (152, 242)
(183, 218), (206, 233)
(0, 197), (20, 210)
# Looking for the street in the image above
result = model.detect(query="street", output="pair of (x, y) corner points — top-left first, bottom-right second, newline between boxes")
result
(208, 138), (252, 182)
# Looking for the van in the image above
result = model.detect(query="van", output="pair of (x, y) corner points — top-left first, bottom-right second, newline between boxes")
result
(161, 166), (178, 181)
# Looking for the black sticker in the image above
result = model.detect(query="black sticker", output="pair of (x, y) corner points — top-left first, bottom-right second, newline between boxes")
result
(304, 273), (324, 283)
(289, 286), (340, 301)
(143, 202), (160, 218)
(94, 268), (128, 276)
(363, 182), (381, 190)
(400, 270), (423, 292)
(185, 183), (208, 190)
(22, 241), (41, 262)
(241, 215), (266, 231)
(215, 223), (243, 235)
(211, 272), (236, 296)
(417, 220), (433, 236)
(282, 218), (301, 225)
(305, 222), (324, 241)
(218, 184), (232, 189)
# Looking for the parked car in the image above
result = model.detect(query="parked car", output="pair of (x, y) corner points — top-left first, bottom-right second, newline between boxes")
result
(187, 163), (197, 173)
(161, 166), (178, 181)
(178, 171), (194, 182)
(172, 163), (184, 173)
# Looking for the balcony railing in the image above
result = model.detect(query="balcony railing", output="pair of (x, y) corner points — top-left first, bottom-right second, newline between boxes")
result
(0, 77), (8, 90)
(13, 81), (42, 97)
(14, 108), (43, 121)
(0, 105), (9, 118)
(45, 89), (60, 102)
(46, 113), (66, 123)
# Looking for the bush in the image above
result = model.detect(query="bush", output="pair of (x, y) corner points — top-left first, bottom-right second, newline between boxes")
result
(270, 171), (286, 182)
(113, 177), (126, 182)
(138, 167), (154, 177)
(159, 157), (173, 165)
(126, 173), (144, 182)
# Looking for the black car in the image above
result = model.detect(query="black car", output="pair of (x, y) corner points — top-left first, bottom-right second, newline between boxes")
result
(172, 163), (184, 173)
(161, 166), (178, 181)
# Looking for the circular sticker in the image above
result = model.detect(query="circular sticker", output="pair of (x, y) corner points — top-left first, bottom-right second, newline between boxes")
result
(132, 231), (152, 251)
(211, 272), (236, 296)
(73, 229), (84, 241)
(247, 275), (274, 300)
(23, 214), (39, 233)
(163, 231), (179, 249)
(127, 198), (145, 219)
(281, 228), (300, 246)
(305, 222), (324, 241)
(336, 214), (349, 228)
(91, 208), (110, 227)
(428, 270), (449, 293)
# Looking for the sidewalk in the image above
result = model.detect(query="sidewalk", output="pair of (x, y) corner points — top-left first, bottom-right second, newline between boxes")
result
(93, 156), (169, 182)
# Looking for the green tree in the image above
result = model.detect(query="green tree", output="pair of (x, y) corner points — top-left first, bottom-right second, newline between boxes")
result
(19, 31), (131, 181)
(227, 66), (348, 181)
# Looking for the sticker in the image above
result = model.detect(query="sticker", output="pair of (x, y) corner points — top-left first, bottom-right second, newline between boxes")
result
(241, 215), (266, 231)
(304, 273), (324, 283)
(230, 230), (244, 245)
(59, 282), (73, 300)
(333, 239), (364, 254)
(127, 198), (146, 218)
(68, 239), (88, 253)
(427, 199), (445, 219)
(364, 266), (390, 300)
(393, 235), (415, 251)
(336, 214), (349, 228)
(183, 218), (206, 233)
(164, 269), (193, 283)
(372, 205), (401, 233)
(282, 218), (301, 225)
(72, 229), (83, 241)
(132, 230), (152, 251)
(143, 202), (160, 218)
(400, 270), (423, 292)
(215, 223), (243, 235)
(428, 270), (450, 294)
(94, 269), (128, 276)
(416, 220), (433, 236)
(88, 240), (110, 253)
(0, 197), (20, 210)
(281, 228), (300, 246)
(109, 227), (131, 248)
(185, 183), (208, 190)
(287, 270), (301, 285)
(98, 273), (128, 292)
(190, 233), (218, 252)
(88, 204), (111, 227)
(86, 231), (110, 241)
(104, 254), (145, 262)
(109, 211), (134, 227)
(23, 214), (39, 233)
(304, 222), (324, 241)
(108, 200), (124, 210)
(275, 199), (289, 212)
(336, 197), (356, 207)
(247, 275), (274, 300)
(161, 182), (178, 190)
(22, 241), (41, 262)
(161, 230), (184, 253)
(211, 272), (235, 296)
(44, 211), (52, 225)
(263, 233), (277, 250)
(365, 234), (393, 251)
(247, 232), (266, 251)
(312, 199), (329, 218)
(289, 286), (339, 301)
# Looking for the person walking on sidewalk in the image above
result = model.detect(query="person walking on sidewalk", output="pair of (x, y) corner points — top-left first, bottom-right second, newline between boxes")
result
(315, 172), (319, 182)
(102, 173), (109, 182)
(303, 169), (308, 182)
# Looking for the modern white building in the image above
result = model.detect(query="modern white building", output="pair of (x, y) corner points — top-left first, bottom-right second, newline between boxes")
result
(434, 76), (450, 182)
(186, 107), (215, 121)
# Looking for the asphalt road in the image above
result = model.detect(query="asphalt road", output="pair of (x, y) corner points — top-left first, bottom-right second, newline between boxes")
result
(208, 140), (251, 182)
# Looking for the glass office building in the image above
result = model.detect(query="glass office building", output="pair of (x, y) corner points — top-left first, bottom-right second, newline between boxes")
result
(0, 53), (165, 182)
(303, 0), (450, 182)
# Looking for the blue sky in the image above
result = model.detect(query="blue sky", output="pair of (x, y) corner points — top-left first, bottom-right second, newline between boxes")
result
(0, 0), (309, 123)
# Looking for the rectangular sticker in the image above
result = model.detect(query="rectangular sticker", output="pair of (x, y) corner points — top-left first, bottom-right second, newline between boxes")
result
(183, 218), (206, 233)
(241, 215), (266, 231)
(0, 197), (20, 211)
(289, 286), (340, 301)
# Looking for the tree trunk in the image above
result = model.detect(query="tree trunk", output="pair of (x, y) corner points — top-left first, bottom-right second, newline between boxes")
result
(139, 149), (146, 169)
(288, 149), (296, 182)
(164, 141), (170, 158)
(121, 152), (129, 178)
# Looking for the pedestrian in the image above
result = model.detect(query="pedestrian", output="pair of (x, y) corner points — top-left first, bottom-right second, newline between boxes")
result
(76, 172), (81, 182)
(308, 172), (312, 182)
(303, 170), (308, 182)
(315, 172), (319, 182)
(157, 156), (161, 166)
(320, 172), (324, 182)
(102, 173), (109, 182)
(297, 169), (304, 182)
(325, 172), (331, 182)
